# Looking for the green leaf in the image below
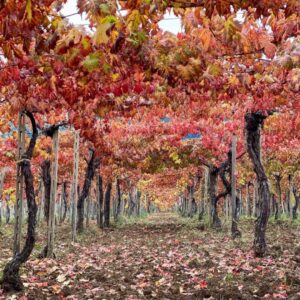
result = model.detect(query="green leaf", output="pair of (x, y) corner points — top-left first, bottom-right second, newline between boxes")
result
(102, 15), (118, 24)
(103, 63), (111, 74)
(81, 37), (91, 50)
(126, 10), (143, 32)
(82, 54), (100, 72)
(100, 4), (110, 14)
(52, 17), (62, 29)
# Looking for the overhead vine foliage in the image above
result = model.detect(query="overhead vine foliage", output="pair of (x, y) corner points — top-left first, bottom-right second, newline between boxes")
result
(0, 0), (299, 293)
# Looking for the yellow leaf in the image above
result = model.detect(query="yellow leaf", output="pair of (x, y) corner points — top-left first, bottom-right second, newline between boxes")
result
(93, 22), (112, 45)
(224, 17), (239, 41)
(208, 64), (222, 76)
(111, 73), (120, 81)
(126, 10), (142, 32)
(52, 17), (62, 29)
(228, 75), (239, 85)
(26, 0), (32, 22)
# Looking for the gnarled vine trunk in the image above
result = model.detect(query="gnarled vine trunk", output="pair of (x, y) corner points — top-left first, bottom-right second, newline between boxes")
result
(209, 166), (221, 229)
(128, 189), (136, 217)
(292, 187), (299, 220)
(274, 174), (283, 216)
(41, 159), (51, 223)
(219, 155), (241, 239)
(0, 111), (38, 292)
(61, 181), (68, 223)
(245, 112), (270, 257)
(272, 194), (279, 220)
(115, 178), (122, 221)
(220, 164), (242, 238)
(96, 175), (104, 228)
(77, 151), (100, 233)
(104, 182), (112, 228)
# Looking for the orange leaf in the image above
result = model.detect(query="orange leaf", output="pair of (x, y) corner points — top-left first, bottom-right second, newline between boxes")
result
(263, 42), (277, 59)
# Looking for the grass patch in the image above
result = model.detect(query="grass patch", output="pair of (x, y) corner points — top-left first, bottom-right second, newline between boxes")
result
(112, 212), (150, 228)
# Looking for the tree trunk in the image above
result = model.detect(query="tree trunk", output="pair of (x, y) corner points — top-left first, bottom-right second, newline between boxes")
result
(272, 194), (279, 220)
(245, 183), (250, 216)
(203, 167), (210, 221)
(187, 184), (195, 217)
(115, 178), (122, 221)
(0, 170), (5, 226)
(104, 182), (112, 228)
(128, 189), (136, 217)
(209, 166), (221, 229)
(147, 195), (151, 214)
(136, 190), (141, 217)
(38, 180), (45, 223)
(13, 112), (25, 255)
(238, 189), (242, 218)
(245, 112), (270, 257)
(41, 159), (51, 223)
(292, 187), (299, 220)
(288, 175), (294, 218)
(46, 129), (59, 258)
(6, 202), (10, 224)
(198, 180), (205, 220)
(0, 111), (38, 292)
(201, 167), (209, 220)
(77, 150), (99, 233)
(96, 175), (104, 229)
(252, 181), (257, 217)
(61, 182), (68, 223)
(225, 195), (230, 219)
(230, 135), (241, 239)
(274, 174), (283, 215)
(218, 155), (241, 237)
(71, 130), (80, 242)
(86, 192), (90, 227)
(38, 128), (60, 259)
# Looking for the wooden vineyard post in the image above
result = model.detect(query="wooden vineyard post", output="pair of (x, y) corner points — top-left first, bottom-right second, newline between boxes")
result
(46, 129), (59, 258)
(198, 180), (204, 220)
(59, 184), (64, 223)
(96, 175), (100, 227)
(0, 169), (8, 225)
(104, 182), (112, 228)
(245, 183), (250, 217)
(13, 112), (25, 256)
(288, 175), (294, 218)
(239, 189), (243, 218)
(226, 195), (230, 220)
(252, 181), (257, 217)
(86, 192), (90, 228)
(57, 193), (63, 224)
(71, 130), (80, 242)
(203, 167), (210, 224)
(38, 180), (45, 223)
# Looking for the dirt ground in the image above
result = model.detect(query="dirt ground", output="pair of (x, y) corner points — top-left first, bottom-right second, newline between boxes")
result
(0, 213), (300, 300)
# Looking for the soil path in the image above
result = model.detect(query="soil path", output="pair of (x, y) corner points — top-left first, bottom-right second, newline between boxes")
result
(1, 213), (300, 299)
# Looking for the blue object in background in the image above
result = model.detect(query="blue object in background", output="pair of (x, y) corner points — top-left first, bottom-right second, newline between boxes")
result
(182, 133), (201, 141)
(160, 117), (171, 123)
